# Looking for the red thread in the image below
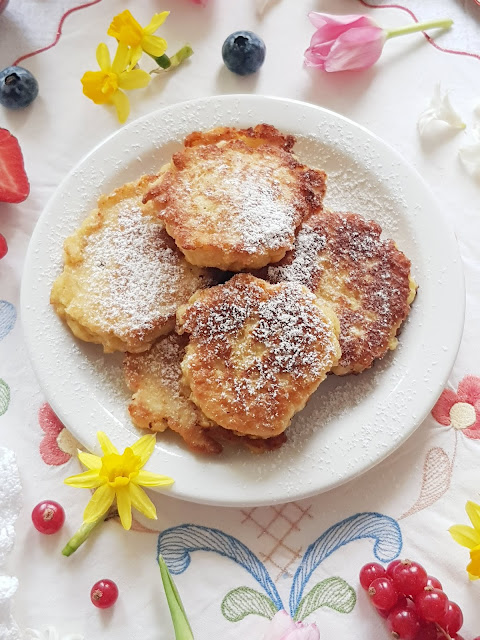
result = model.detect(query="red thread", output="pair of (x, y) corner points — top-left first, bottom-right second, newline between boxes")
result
(12, 0), (104, 67)
(358, 0), (480, 62)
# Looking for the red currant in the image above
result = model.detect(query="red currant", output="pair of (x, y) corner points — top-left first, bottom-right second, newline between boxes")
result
(359, 562), (386, 589)
(439, 601), (463, 635)
(368, 577), (398, 611)
(387, 605), (420, 640)
(386, 559), (403, 580)
(0, 234), (7, 260)
(31, 500), (65, 534)
(392, 560), (428, 597)
(415, 621), (438, 640)
(415, 588), (448, 622)
(90, 579), (118, 609)
(425, 576), (442, 590)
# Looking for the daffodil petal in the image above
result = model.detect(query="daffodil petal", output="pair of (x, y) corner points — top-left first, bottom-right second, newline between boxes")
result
(83, 484), (115, 522)
(112, 42), (131, 75)
(116, 487), (132, 530)
(143, 11), (170, 35)
(128, 45), (143, 70)
(64, 469), (103, 489)
(467, 549), (480, 579)
(129, 483), (157, 520)
(97, 431), (119, 455)
(449, 524), (480, 549)
(135, 470), (175, 487)
(111, 90), (130, 123)
(81, 71), (110, 104)
(466, 501), (480, 531)
(141, 35), (168, 58)
(78, 451), (102, 470)
(130, 434), (156, 466)
(118, 69), (151, 91)
(96, 43), (111, 72)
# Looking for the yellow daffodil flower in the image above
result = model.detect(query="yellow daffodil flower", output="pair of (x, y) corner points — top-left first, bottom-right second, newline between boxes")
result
(81, 42), (151, 123)
(65, 431), (173, 531)
(449, 500), (480, 580)
(108, 10), (169, 66)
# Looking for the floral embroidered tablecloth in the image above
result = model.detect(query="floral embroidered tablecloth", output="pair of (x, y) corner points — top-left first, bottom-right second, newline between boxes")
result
(1, 0), (480, 638)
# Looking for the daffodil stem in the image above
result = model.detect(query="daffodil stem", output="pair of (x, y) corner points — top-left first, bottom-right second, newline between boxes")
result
(62, 517), (105, 557)
(151, 45), (194, 73)
(385, 18), (453, 39)
(158, 556), (194, 640)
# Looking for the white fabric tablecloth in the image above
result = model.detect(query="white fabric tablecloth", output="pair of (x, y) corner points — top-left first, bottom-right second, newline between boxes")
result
(1, 1), (480, 638)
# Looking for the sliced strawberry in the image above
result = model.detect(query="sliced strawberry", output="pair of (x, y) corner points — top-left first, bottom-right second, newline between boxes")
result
(0, 128), (30, 203)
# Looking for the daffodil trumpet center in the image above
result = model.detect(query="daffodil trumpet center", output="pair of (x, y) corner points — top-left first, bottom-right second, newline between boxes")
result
(385, 18), (453, 40)
(101, 72), (119, 96)
(100, 449), (141, 486)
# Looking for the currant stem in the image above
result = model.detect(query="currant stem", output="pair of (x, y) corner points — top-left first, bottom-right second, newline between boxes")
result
(435, 624), (452, 640)
(385, 18), (453, 40)
(61, 517), (104, 557)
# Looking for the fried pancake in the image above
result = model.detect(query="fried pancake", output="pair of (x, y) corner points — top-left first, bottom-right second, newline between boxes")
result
(143, 125), (326, 271)
(255, 211), (417, 375)
(177, 273), (341, 439)
(50, 175), (218, 353)
(124, 333), (286, 454)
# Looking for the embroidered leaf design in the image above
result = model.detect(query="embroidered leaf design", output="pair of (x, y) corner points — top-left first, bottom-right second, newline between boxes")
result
(0, 379), (10, 416)
(157, 525), (283, 609)
(400, 447), (451, 519)
(293, 577), (356, 621)
(221, 587), (278, 622)
(0, 300), (16, 342)
(289, 513), (402, 616)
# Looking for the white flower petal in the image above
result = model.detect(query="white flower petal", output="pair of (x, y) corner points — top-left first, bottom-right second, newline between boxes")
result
(418, 84), (465, 138)
(459, 125), (480, 178)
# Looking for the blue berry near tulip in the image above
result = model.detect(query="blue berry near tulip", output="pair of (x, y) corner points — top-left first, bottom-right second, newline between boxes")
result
(0, 66), (39, 110)
(222, 31), (266, 76)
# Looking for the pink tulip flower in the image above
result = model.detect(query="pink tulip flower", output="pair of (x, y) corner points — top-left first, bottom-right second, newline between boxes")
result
(262, 610), (320, 640)
(305, 12), (453, 72)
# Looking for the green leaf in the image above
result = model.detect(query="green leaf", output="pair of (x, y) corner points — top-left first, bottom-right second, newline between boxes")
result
(293, 577), (356, 621)
(0, 379), (10, 416)
(221, 587), (278, 622)
(159, 555), (194, 640)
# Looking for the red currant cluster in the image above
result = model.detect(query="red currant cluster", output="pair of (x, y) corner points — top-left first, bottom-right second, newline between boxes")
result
(31, 499), (118, 609)
(360, 559), (470, 640)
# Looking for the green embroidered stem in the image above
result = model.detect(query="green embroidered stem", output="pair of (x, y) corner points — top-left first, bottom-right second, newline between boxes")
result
(159, 556), (194, 640)
(61, 516), (105, 557)
(385, 19), (453, 40)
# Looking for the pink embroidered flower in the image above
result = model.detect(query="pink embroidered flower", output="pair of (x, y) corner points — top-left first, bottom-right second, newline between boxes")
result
(38, 403), (80, 465)
(431, 376), (480, 439)
(263, 610), (320, 640)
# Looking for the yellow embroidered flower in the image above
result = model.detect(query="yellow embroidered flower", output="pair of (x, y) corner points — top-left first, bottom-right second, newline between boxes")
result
(108, 10), (169, 66)
(449, 500), (480, 580)
(65, 431), (173, 531)
(81, 42), (151, 123)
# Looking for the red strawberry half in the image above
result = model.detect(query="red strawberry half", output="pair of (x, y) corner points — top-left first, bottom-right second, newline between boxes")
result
(0, 128), (30, 203)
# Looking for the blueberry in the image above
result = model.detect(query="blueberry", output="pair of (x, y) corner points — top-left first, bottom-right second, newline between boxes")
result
(0, 66), (39, 110)
(222, 31), (266, 76)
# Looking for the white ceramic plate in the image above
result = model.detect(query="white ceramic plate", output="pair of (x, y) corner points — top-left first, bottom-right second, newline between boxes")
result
(21, 95), (465, 507)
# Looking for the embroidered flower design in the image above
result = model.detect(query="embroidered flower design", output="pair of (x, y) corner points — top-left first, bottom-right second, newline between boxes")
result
(38, 403), (80, 466)
(431, 376), (480, 439)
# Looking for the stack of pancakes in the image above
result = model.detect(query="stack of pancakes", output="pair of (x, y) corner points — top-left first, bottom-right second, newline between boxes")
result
(51, 124), (416, 455)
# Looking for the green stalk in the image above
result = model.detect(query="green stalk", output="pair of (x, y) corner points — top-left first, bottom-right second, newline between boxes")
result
(150, 45), (194, 74)
(386, 18), (453, 39)
(158, 556), (194, 640)
(61, 516), (105, 557)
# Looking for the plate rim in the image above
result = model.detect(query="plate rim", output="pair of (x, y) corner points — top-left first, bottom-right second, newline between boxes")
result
(21, 94), (466, 507)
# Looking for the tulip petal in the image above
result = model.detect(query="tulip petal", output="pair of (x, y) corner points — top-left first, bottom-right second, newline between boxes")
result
(308, 11), (376, 33)
(144, 11), (170, 35)
(130, 434), (156, 466)
(449, 524), (480, 549)
(324, 27), (386, 72)
(78, 451), (102, 470)
(112, 42), (131, 75)
(96, 43), (111, 72)
(118, 69), (151, 91)
(97, 431), (118, 455)
(83, 484), (115, 522)
(81, 71), (109, 104)
(466, 501), (480, 531)
(141, 34), (168, 57)
(64, 469), (103, 489)
(116, 487), (132, 530)
(129, 483), (157, 520)
(111, 90), (130, 123)
(135, 470), (175, 487)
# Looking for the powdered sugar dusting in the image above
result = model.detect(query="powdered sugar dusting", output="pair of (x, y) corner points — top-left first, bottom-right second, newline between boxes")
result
(267, 225), (325, 288)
